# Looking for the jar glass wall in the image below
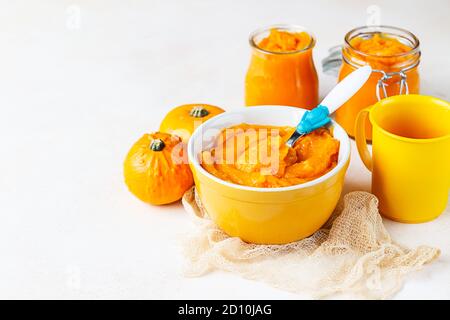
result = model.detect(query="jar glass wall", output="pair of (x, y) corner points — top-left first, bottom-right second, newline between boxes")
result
(245, 25), (319, 110)
(335, 26), (420, 138)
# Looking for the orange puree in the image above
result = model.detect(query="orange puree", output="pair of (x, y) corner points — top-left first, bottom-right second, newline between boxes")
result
(245, 27), (318, 109)
(200, 124), (339, 188)
(336, 30), (420, 138)
(348, 33), (413, 69)
(351, 33), (411, 56)
(258, 29), (312, 52)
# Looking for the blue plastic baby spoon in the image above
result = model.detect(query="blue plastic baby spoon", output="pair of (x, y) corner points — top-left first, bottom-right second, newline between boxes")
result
(286, 65), (372, 147)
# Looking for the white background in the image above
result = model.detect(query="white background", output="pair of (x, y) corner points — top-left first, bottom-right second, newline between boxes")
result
(1, 0), (449, 299)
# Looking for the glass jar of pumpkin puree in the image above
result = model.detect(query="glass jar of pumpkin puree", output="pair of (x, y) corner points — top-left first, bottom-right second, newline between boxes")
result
(336, 26), (420, 138)
(245, 25), (319, 109)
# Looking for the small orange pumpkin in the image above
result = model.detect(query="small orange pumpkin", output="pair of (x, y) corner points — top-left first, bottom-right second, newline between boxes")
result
(159, 104), (225, 141)
(124, 132), (193, 205)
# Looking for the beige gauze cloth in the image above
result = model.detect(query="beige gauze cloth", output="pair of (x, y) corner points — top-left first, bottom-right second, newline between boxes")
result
(181, 187), (440, 299)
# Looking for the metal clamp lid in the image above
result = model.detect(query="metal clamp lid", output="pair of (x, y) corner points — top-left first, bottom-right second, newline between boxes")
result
(375, 69), (409, 100)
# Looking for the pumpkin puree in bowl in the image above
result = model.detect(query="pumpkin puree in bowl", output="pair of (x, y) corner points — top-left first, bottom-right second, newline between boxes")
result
(200, 124), (340, 188)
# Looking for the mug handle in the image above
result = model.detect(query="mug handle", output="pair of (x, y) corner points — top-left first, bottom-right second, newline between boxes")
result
(355, 108), (373, 171)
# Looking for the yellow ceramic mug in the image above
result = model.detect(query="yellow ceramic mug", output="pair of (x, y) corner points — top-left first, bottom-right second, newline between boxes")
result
(355, 95), (450, 223)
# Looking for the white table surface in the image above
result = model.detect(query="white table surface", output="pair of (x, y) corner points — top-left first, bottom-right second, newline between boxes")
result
(1, 0), (449, 299)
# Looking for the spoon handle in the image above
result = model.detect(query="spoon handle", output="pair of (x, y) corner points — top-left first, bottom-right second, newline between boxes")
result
(321, 65), (372, 114)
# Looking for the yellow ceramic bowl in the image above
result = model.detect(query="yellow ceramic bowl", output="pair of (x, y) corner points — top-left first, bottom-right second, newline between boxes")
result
(188, 106), (350, 244)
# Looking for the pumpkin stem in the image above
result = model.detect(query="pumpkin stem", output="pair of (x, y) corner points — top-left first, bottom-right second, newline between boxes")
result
(190, 106), (210, 118)
(150, 139), (165, 151)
